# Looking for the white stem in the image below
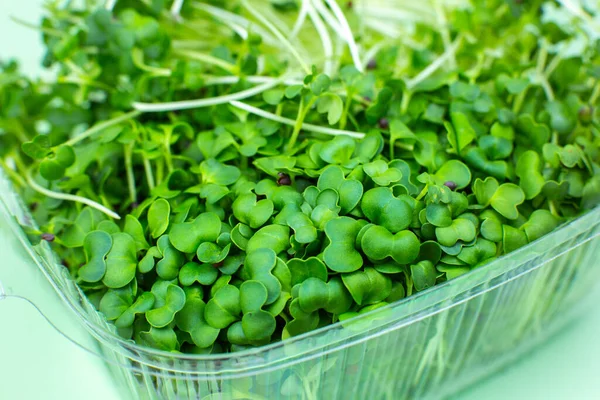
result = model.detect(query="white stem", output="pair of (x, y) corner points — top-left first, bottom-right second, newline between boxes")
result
(406, 35), (463, 90)
(194, 2), (277, 45)
(540, 79), (555, 102)
(228, 22), (249, 40)
(307, 4), (334, 76)
(242, 0), (311, 74)
(174, 49), (237, 73)
(64, 110), (141, 147)
(105, 0), (117, 11)
(311, 0), (343, 35)
(324, 0), (364, 72)
(362, 6), (435, 22)
(435, 2), (456, 69)
(203, 75), (358, 100)
(170, 0), (185, 20)
(290, 0), (310, 40)
(204, 75), (303, 86)
(27, 172), (121, 220)
(133, 79), (283, 112)
(363, 18), (401, 38)
(557, 0), (596, 24)
(229, 101), (365, 139)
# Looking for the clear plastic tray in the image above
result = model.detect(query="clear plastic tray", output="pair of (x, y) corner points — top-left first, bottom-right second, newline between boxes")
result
(1, 165), (600, 400)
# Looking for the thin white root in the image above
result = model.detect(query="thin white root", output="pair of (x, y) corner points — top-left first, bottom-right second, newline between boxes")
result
(242, 0), (311, 74)
(406, 35), (463, 90)
(105, 0), (117, 11)
(133, 79), (283, 112)
(324, 0), (364, 72)
(229, 101), (365, 139)
(289, 0), (310, 40)
(194, 2), (278, 46)
(27, 172), (121, 220)
(170, 0), (185, 21)
(311, 0), (343, 36)
(307, 4), (334, 76)
(204, 75), (304, 86)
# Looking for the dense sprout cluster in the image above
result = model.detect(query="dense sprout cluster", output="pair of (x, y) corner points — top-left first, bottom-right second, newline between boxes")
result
(0, 0), (599, 353)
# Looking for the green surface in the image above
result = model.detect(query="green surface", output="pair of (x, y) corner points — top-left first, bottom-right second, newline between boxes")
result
(1, 1), (600, 399)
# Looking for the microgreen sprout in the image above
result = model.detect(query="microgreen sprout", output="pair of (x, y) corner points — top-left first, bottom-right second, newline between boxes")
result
(1, 0), (599, 356)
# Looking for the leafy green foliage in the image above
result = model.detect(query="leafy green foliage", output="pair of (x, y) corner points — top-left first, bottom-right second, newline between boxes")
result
(1, 0), (599, 355)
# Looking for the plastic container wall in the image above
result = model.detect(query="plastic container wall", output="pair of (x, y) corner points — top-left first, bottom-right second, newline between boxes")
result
(1, 167), (600, 400)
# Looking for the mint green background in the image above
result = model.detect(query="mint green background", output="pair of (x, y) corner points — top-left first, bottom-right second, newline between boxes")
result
(1, 2), (600, 399)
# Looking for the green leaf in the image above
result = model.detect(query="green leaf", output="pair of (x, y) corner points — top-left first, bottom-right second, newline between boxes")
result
(99, 284), (135, 321)
(426, 203), (452, 227)
(323, 217), (364, 273)
(490, 183), (525, 220)
(293, 277), (352, 315)
(115, 292), (155, 328)
(253, 155), (297, 178)
(39, 159), (66, 181)
(156, 235), (186, 280)
(360, 225), (420, 265)
(310, 73), (331, 96)
(446, 112), (476, 155)
(559, 144), (581, 168)
(79, 231), (112, 283)
(546, 101), (576, 136)
(423, 103), (446, 124)
(169, 212), (221, 253)
(175, 287), (219, 348)
(363, 160), (403, 187)
(317, 93), (343, 125)
(197, 242), (231, 264)
(583, 176), (600, 209)
(238, 281), (276, 341)
(146, 284), (186, 328)
(241, 249), (284, 304)
(450, 81), (480, 102)
(263, 89), (284, 105)
(205, 285), (241, 329)
(341, 267), (392, 305)
(232, 193), (275, 229)
(284, 84), (303, 99)
(390, 119), (417, 141)
(457, 238), (496, 265)
(516, 114), (550, 150)
(502, 225), (528, 253)
(148, 199), (171, 239)
(516, 151), (545, 200)
(473, 177), (500, 206)
(103, 233), (138, 288)
(410, 261), (437, 291)
(179, 262), (219, 286)
(434, 160), (472, 189)
(479, 135), (513, 160)
(435, 218), (477, 247)
(319, 135), (357, 165)
(520, 210), (560, 243)
(200, 158), (241, 185)
(123, 215), (149, 252)
(21, 135), (51, 159)
(246, 224), (291, 254)
(317, 165), (363, 214)
(361, 187), (413, 233)
(287, 257), (328, 286)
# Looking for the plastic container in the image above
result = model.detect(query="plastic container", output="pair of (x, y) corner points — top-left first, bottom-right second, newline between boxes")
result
(2, 165), (600, 400)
